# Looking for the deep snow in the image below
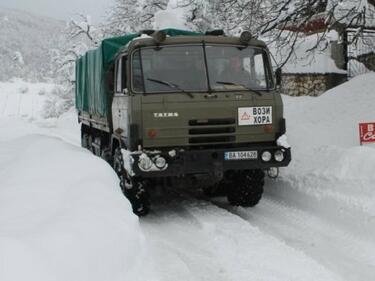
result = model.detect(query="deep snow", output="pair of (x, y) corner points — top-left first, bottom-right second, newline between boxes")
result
(0, 73), (375, 281)
(0, 84), (155, 281)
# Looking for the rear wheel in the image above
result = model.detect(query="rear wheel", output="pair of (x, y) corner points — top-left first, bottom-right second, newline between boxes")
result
(113, 148), (150, 216)
(81, 125), (90, 149)
(226, 169), (265, 207)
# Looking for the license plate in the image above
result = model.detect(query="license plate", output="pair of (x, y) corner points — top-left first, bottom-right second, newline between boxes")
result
(224, 151), (258, 160)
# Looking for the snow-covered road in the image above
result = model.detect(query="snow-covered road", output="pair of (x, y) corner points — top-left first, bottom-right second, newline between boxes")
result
(1, 74), (375, 281)
(141, 193), (344, 281)
(139, 173), (374, 281)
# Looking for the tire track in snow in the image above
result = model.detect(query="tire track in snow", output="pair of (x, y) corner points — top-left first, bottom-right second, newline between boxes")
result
(141, 199), (233, 281)
(265, 176), (375, 243)
(140, 194), (342, 281)
(209, 182), (375, 281)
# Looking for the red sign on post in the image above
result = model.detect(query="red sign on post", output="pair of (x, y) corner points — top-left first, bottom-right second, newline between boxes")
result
(359, 122), (375, 145)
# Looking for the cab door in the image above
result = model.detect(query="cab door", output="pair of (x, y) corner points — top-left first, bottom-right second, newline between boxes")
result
(112, 55), (129, 138)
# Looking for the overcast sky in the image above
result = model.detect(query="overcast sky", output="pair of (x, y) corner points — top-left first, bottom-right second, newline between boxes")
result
(1, 0), (112, 23)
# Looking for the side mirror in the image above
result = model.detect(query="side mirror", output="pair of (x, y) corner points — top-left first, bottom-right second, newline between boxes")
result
(275, 67), (282, 87)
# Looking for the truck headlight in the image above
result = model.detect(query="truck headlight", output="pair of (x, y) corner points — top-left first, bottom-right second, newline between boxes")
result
(274, 150), (284, 162)
(138, 156), (153, 171)
(154, 156), (167, 169)
(261, 151), (272, 162)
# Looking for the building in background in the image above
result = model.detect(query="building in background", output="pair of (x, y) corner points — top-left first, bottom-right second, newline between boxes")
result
(279, 1), (375, 96)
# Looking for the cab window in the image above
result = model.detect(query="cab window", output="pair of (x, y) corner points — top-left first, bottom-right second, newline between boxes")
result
(115, 56), (127, 93)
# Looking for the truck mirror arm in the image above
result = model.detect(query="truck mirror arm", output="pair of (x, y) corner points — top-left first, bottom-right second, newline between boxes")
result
(275, 67), (282, 87)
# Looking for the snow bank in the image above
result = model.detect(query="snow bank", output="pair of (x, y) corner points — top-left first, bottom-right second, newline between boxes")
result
(278, 72), (375, 227)
(283, 72), (375, 184)
(259, 73), (375, 280)
(0, 80), (156, 281)
(0, 133), (154, 281)
(284, 72), (375, 153)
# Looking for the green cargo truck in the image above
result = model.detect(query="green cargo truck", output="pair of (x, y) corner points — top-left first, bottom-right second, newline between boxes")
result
(76, 28), (291, 216)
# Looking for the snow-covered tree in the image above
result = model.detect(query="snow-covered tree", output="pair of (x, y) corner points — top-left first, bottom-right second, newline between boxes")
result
(182, 0), (267, 35)
(258, 0), (375, 66)
(181, 0), (375, 67)
(53, 14), (102, 83)
(102, 0), (375, 70)
(49, 15), (103, 117)
(104, 0), (168, 36)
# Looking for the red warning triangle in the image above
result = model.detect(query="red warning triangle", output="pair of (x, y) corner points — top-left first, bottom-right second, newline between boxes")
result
(241, 112), (250, 120)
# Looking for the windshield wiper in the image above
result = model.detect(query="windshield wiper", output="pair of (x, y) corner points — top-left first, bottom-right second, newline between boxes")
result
(147, 78), (194, 98)
(215, 81), (263, 96)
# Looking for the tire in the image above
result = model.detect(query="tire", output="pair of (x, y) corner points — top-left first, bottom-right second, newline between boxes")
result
(126, 178), (150, 217)
(101, 148), (113, 166)
(113, 148), (150, 216)
(226, 169), (265, 207)
(81, 126), (89, 149)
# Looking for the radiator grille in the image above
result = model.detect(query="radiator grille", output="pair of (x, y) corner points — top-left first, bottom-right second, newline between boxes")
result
(189, 118), (235, 126)
(188, 118), (236, 144)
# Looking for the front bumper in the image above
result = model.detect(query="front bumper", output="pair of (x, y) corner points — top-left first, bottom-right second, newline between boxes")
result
(131, 144), (291, 178)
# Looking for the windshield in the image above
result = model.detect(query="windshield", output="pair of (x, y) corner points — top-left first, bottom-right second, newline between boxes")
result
(206, 46), (273, 91)
(132, 45), (273, 94)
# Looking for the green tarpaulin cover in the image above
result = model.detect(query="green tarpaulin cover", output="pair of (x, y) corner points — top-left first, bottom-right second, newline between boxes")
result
(75, 29), (201, 120)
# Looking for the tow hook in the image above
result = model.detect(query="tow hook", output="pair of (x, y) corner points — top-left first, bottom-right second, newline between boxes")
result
(267, 167), (279, 179)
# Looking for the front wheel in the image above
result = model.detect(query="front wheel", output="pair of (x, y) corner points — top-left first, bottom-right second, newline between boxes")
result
(226, 169), (265, 207)
(113, 148), (150, 216)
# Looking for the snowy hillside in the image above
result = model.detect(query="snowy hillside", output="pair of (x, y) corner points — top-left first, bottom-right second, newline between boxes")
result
(0, 7), (65, 82)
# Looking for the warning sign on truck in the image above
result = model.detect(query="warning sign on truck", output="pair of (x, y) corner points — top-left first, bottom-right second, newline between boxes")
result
(238, 106), (272, 126)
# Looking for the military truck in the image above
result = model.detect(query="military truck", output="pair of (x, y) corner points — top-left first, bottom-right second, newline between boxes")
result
(75, 28), (291, 216)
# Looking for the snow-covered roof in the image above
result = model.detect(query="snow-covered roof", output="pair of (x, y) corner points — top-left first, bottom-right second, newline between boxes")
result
(281, 1), (375, 33)
(270, 31), (347, 74)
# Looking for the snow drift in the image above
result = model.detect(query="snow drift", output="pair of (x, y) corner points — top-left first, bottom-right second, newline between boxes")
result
(0, 81), (155, 281)
(283, 72), (375, 180)
(262, 72), (375, 280)
(0, 133), (154, 281)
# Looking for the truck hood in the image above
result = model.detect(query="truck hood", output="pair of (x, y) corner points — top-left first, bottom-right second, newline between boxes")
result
(140, 91), (283, 148)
